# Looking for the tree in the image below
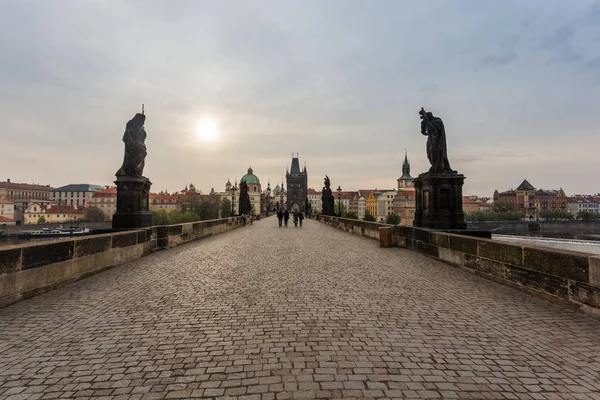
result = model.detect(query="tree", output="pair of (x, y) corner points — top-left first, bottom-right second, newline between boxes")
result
(220, 198), (232, 218)
(335, 200), (347, 216)
(577, 211), (600, 221)
(386, 214), (401, 225)
(197, 199), (219, 220)
(364, 211), (376, 222)
(151, 209), (170, 225)
(344, 211), (358, 219)
(84, 206), (105, 222)
(493, 199), (515, 212)
(37, 216), (46, 224)
(168, 210), (183, 224)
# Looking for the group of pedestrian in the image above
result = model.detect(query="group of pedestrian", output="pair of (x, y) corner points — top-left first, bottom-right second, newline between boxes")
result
(241, 213), (253, 226)
(276, 209), (304, 227)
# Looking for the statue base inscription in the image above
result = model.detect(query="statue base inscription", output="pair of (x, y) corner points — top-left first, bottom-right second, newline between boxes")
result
(413, 171), (467, 230)
(112, 176), (152, 230)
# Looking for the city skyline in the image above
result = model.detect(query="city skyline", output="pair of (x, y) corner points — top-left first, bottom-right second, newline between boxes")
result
(1, 1), (599, 196)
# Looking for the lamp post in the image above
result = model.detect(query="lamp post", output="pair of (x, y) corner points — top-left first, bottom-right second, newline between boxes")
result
(337, 186), (342, 217)
(231, 184), (237, 216)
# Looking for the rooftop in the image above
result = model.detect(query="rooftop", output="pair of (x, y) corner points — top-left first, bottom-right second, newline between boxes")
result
(516, 179), (535, 191)
(54, 184), (105, 192)
(0, 180), (54, 191)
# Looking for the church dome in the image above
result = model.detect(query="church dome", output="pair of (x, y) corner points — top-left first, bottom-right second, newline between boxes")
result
(240, 167), (260, 185)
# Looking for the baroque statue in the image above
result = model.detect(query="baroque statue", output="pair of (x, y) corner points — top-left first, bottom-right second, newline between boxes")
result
(419, 107), (451, 172)
(321, 175), (335, 216)
(112, 107), (152, 229)
(116, 113), (147, 177)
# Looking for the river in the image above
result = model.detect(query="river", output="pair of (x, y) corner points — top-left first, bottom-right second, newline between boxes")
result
(493, 234), (600, 255)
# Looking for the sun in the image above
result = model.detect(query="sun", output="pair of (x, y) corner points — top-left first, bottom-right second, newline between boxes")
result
(197, 119), (219, 142)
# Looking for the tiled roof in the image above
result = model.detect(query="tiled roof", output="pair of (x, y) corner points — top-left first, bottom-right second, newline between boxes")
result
(92, 188), (117, 197)
(516, 179), (535, 191)
(0, 181), (54, 191)
(43, 205), (84, 214)
(0, 215), (15, 223)
(54, 184), (105, 192)
(307, 188), (321, 195)
(0, 199), (14, 204)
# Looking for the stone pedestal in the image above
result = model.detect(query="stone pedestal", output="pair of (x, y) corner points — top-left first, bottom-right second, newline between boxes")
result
(413, 170), (467, 230)
(112, 176), (152, 230)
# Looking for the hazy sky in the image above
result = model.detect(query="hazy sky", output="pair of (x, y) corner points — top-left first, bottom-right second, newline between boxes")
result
(1, 0), (599, 196)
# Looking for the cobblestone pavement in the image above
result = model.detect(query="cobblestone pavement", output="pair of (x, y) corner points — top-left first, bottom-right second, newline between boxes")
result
(1, 218), (600, 400)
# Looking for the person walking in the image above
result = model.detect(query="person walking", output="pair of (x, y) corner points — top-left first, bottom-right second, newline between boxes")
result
(299, 211), (304, 227)
(277, 209), (283, 227)
(283, 209), (289, 227)
(293, 211), (298, 227)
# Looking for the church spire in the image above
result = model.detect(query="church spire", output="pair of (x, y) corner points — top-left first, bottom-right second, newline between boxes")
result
(400, 149), (412, 179)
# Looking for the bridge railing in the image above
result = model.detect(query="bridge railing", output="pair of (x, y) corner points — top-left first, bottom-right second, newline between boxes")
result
(0, 217), (242, 308)
(317, 215), (600, 317)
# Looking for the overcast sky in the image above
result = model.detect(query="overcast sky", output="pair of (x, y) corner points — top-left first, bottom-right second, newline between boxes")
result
(1, 0), (599, 196)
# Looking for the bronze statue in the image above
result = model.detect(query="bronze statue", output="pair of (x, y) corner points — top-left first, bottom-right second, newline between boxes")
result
(116, 113), (147, 177)
(419, 108), (451, 172)
(321, 175), (335, 215)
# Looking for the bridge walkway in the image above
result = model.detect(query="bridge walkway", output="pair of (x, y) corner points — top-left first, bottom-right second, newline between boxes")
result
(1, 218), (599, 399)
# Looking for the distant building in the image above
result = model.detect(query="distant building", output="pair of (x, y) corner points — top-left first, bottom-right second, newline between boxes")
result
(377, 191), (397, 222)
(567, 195), (600, 216)
(366, 191), (380, 217)
(462, 196), (493, 215)
(286, 154), (308, 211)
(494, 179), (567, 220)
(357, 195), (366, 219)
(0, 199), (16, 226)
(393, 151), (416, 225)
(150, 192), (183, 213)
(90, 187), (117, 221)
(52, 184), (104, 207)
(0, 179), (54, 224)
(24, 203), (84, 225)
(239, 167), (262, 214)
(272, 181), (287, 211)
(306, 188), (321, 213)
(219, 179), (239, 215)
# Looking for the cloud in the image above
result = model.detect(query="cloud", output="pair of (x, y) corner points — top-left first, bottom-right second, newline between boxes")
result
(0, 0), (599, 197)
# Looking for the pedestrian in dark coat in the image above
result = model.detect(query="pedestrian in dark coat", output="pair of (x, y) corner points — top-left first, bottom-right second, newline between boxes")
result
(283, 210), (290, 227)
(298, 212), (304, 227)
(277, 209), (283, 227)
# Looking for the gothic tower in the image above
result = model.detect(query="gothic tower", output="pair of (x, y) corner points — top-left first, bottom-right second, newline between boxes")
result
(285, 153), (308, 211)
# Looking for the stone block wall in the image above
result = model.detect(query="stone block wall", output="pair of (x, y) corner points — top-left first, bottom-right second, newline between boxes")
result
(317, 215), (600, 317)
(0, 217), (242, 308)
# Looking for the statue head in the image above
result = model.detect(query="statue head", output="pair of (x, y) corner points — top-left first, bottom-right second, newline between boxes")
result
(132, 113), (146, 127)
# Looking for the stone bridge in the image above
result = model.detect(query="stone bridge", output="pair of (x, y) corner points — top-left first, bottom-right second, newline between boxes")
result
(1, 218), (599, 399)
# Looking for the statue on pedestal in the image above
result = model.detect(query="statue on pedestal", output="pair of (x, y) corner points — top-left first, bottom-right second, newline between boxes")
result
(413, 107), (466, 230)
(419, 107), (452, 172)
(321, 175), (336, 216)
(112, 107), (152, 229)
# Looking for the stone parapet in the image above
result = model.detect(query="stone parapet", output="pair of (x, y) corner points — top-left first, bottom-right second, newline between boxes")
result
(317, 215), (600, 318)
(0, 217), (242, 308)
